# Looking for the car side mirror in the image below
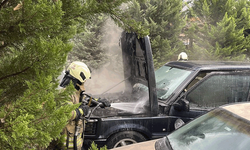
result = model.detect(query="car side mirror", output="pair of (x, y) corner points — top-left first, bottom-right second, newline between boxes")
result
(173, 99), (189, 111)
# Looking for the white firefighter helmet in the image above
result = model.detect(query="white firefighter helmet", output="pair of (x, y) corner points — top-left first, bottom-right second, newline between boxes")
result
(177, 52), (188, 61)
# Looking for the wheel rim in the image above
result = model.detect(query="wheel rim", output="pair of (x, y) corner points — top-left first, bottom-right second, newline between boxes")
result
(113, 138), (137, 148)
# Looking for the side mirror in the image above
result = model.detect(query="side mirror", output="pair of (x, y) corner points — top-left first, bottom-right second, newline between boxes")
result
(173, 99), (189, 111)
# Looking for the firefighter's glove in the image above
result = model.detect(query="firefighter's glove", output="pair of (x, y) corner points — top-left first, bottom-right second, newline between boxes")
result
(98, 98), (111, 108)
(78, 104), (89, 116)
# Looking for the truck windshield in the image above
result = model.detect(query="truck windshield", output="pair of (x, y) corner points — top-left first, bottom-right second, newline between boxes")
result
(155, 65), (191, 100)
(167, 108), (250, 150)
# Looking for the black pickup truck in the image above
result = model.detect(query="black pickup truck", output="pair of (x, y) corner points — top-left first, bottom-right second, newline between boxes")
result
(83, 32), (250, 149)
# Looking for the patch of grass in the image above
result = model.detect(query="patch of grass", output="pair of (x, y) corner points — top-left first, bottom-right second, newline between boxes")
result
(88, 142), (107, 150)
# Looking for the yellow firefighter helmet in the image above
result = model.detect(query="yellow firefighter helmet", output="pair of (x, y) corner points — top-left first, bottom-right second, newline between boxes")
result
(67, 61), (91, 82)
(60, 61), (91, 89)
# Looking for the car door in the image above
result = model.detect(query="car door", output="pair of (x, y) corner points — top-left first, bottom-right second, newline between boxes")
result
(169, 71), (250, 129)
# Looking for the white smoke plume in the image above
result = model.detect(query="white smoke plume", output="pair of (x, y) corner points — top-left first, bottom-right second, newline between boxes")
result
(84, 18), (125, 95)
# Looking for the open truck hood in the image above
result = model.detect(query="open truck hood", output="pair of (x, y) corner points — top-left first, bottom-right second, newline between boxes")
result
(120, 31), (158, 116)
(90, 31), (158, 117)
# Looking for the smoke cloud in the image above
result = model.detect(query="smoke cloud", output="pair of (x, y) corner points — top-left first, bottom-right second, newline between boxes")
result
(84, 18), (125, 95)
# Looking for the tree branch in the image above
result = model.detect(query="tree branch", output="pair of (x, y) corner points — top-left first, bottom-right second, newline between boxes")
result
(0, 67), (30, 81)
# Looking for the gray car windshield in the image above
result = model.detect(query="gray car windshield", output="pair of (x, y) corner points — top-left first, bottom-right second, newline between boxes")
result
(155, 66), (191, 100)
(167, 108), (250, 150)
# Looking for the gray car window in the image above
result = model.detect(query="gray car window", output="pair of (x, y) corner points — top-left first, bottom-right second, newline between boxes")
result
(186, 74), (250, 109)
(168, 108), (250, 150)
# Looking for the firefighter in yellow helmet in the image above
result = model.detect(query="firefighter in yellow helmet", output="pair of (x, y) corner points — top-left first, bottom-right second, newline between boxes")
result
(59, 61), (110, 150)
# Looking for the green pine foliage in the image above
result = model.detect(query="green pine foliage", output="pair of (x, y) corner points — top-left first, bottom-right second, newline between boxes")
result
(68, 15), (109, 70)
(186, 0), (250, 60)
(0, 0), (78, 148)
(125, 0), (185, 68)
(0, 0), (146, 149)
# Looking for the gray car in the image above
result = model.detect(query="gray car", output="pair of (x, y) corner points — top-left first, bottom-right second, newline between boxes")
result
(111, 102), (250, 150)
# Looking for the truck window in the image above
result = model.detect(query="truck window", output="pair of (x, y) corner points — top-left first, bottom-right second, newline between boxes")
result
(155, 66), (192, 100)
(186, 74), (250, 109)
(186, 72), (208, 90)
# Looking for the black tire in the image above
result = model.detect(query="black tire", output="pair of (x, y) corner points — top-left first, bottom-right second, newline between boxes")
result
(106, 131), (147, 149)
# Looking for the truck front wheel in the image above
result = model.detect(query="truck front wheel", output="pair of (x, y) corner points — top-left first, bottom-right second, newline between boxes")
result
(106, 131), (146, 149)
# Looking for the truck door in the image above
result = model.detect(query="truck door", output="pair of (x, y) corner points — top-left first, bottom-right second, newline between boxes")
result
(169, 71), (250, 129)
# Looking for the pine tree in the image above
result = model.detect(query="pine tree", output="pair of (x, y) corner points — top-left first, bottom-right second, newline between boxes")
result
(0, 0), (145, 149)
(68, 15), (109, 70)
(125, 0), (185, 68)
(186, 0), (250, 60)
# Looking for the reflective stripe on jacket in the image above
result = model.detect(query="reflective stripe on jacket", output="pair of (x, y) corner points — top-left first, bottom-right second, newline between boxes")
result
(63, 133), (83, 150)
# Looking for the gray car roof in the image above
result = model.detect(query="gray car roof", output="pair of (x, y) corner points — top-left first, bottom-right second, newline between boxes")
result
(222, 102), (250, 121)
